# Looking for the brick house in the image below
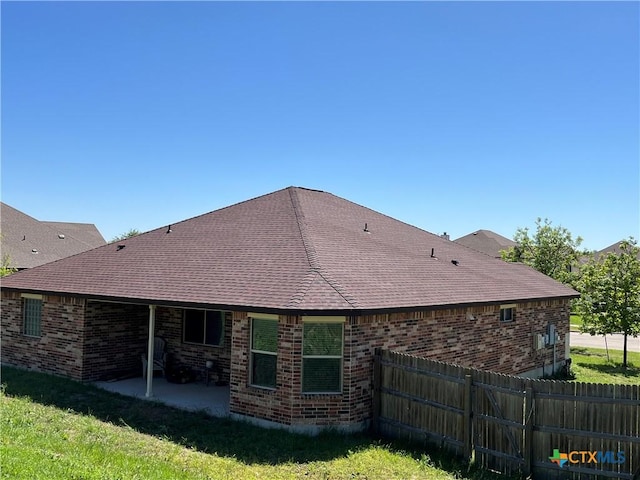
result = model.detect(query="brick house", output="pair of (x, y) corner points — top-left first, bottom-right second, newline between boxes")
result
(0, 187), (578, 433)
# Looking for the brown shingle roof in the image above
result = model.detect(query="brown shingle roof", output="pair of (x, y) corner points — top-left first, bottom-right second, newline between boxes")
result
(454, 229), (518, 258)
(42, 221), (106, 248)
(1, 188), (577, 312)
(1, 203), (106, 269)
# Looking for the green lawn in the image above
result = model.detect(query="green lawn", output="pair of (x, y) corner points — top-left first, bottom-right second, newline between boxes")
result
(569, 346), (640, 385)
(0, 367), (503, 480)
(569, 314), (582, 332)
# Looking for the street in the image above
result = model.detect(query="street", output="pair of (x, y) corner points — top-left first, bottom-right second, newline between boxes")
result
(569, 332), (640, 352)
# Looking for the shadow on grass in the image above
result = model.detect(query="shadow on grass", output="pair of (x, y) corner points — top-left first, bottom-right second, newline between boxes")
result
(574, 361), (640, 378)
(1, 366), (501, 478)
(571, 347), (597, 356)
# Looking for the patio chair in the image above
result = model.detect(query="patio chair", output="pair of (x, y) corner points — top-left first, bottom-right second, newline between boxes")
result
(141, 337), (167, 378)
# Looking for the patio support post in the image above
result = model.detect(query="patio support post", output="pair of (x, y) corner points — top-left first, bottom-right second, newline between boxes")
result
(145, 304), (157, 398)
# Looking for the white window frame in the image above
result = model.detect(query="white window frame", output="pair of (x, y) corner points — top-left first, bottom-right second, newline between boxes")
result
(22, 294), (43, 337)
(249, 313), (278, 390)
(301, 316), (345, 394)
(500, 304), (516, 323)
(182, 309), (226, 347)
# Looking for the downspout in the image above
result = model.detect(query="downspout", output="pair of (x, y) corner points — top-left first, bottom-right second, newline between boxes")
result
(145, 304), (157, 398)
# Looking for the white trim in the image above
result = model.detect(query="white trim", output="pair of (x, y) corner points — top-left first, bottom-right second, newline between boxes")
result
(302, 315), (346, 323)
(21, 293), (43, 300)
(248, 312), (279, 320)
(499, 305), (515, 322)
(145, 305), (156, 398)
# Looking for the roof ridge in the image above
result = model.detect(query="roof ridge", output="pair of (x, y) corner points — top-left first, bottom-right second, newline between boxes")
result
(289, 187), (321, 270)
(287, 188), (359, 308)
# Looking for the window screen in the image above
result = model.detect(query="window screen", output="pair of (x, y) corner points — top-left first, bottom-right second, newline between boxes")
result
(183, 309), (225, 346)
(302, 322), (343, 393)
(23, 297), (42, 337)
(250, 318), (278, 388)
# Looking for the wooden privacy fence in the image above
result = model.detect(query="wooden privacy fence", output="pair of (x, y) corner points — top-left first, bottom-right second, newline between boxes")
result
(372, 349), (640, 479)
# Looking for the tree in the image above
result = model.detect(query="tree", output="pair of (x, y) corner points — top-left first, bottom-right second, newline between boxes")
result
(501, 217), (584, 286)
(0, 233), (17, 277)
(574, 239), (640, 368)
(111, 229), (141, 242)
(1, 253), (17, 277)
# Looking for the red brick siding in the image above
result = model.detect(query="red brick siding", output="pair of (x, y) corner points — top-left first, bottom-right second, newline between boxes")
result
(1, 291), (86, 380)
(1, 295), (236, 383)
(229, 300), (570, 429)
(1, 289), (570, 430)
(82, 301), (148, 381)
(230, 313), (296, 425)
(346, 300), (570, 425)
(154, 307), (232, 383)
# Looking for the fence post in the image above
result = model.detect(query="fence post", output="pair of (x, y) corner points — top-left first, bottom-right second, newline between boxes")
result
(371, 348), (382, 435)
(463, 373), (473, 462)
(523, 382), (534, 477)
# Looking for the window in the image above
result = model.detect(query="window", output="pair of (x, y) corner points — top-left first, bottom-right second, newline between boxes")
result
(250, 317), (278, 389)
(23, 296), (43, 337)
(302, 319), (344, 393)
(183, 309), (225, 346)
(500, 304), (516, 323)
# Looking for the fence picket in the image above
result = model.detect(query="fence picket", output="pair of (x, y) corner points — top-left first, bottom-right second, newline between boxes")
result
(374, 349), (638, 479)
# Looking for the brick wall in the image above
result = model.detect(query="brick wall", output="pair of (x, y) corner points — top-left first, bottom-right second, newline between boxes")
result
(155, 307), (232, 383)
(230, 312), (296, 426)
(1, 295), (236, 383)
(1, 291), (86, 380)
(82, 300), (148, 381)
(1, 288), (570, 432)
(346, 300), (570, 425)
(229, 300), (570, 432)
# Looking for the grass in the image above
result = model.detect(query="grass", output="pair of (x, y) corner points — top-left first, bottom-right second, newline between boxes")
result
(0, 367), (505, 480)
(569, 313), (582, 332)
(569, 346), (640, 385)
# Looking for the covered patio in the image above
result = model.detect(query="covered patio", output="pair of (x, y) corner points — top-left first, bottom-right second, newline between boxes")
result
(94, 377), (230, 417)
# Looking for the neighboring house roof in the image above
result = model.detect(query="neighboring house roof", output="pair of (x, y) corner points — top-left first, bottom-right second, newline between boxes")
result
(1, 202), (106, 269)
(42, 221), (107, 248)
(596, 239), (640, 260)
(1, 187), (577, 312)
(454, 229), (518, 258)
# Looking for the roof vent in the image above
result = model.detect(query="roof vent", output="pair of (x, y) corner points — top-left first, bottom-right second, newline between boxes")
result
(451, 259), (459, 266)
(31, 248), (38, 254)
(58, 234), (65, 239)
(430, 248), (436, 258)
(116, 244), (126, 251)
(22, 235), (26, 241)
(166, 225), (172, 234)
(363, 223), (370, 233)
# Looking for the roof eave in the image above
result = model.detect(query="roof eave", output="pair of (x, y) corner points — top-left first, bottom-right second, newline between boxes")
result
(1, 286), (579, 316)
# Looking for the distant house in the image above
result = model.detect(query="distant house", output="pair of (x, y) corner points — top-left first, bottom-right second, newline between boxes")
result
(595, 239), (640, 260)
(1, 187), (577, 433)
(0, 202), (105, 270)
(454, 229), (518, 258)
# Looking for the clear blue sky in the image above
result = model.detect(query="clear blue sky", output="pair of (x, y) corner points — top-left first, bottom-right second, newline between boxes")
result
(2, 1), (638, 251)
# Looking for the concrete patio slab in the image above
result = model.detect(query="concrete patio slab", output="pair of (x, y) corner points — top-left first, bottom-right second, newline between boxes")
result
(94, 377), (230, 417)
